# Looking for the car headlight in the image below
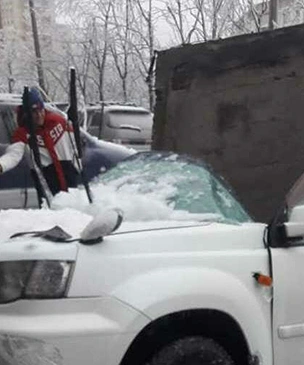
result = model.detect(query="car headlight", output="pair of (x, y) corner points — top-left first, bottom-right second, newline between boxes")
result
(0, 261), (73, 304)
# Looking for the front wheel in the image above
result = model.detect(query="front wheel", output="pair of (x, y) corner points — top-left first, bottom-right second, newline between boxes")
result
(146, 336), (235, 365)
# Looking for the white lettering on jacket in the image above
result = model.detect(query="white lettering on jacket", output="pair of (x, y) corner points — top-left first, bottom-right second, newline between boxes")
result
(50, 123), (64, 143)
(36, 135), (44, 146)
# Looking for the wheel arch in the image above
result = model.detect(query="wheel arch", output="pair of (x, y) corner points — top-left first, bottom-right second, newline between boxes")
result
(120, 309), (250, 365)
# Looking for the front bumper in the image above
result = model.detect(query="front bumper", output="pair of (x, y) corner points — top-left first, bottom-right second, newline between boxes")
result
(0, 297), (150, 365)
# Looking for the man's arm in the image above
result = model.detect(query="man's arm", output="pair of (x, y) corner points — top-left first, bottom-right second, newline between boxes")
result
(0, 142), (26, 173)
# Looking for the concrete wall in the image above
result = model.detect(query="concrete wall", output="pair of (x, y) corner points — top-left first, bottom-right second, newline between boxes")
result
(153, 24), (304, 222)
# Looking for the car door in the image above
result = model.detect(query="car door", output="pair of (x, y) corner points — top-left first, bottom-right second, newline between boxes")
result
(0, 103), (38, 209)
(269, 173), (304, 365)
(87, 109), (103, 139)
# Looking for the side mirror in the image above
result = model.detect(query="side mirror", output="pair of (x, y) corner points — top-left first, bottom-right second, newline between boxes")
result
(284, 222), (304, 241)
(271, 205), (304, 247)
(80, 208), (123, 245)
(283, 205), (304, 244)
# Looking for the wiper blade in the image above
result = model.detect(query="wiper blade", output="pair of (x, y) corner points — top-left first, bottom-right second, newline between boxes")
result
(10, 226), (72, 242)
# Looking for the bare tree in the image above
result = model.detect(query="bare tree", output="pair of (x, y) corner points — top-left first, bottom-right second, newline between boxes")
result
(131, 0), (158, 110)
(159, 0), (200, 44)
(52, 1), (104, 102)
(66, 20), (94, 102)
(277, 0), (304, 28)
(247, 0), (268, 32)
(54, 0), (118, 103)
(48, 0), (158, 105)
(28, 0), (46, 92)
(89, 0), (113, 102)
(159, 0), (246, 44)
(0, 49), (15, 92)
(0, 23), (38, 94)
(110, 0), (133, 102)
(229, 0), (268, 34)
(0, 34), (16, 93)
(192, 0), (235, 40)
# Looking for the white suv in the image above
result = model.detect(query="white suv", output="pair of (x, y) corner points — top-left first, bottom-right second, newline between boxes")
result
(0, 151), (303, 365)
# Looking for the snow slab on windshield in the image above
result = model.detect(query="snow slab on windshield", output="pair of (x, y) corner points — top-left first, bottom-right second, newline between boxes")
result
(0, 177), (222, 243)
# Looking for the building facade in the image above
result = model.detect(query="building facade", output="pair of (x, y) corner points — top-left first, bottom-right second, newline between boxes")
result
(0, 0), (26, 38)
(153, 24), (304, 221)
(0, 0), (57, 93)
(0, 0), (55, 41)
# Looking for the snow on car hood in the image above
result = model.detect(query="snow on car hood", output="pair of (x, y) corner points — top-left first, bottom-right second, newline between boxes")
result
(0, 186), (248, 254)
(0, 208), (90, 243)
(0, 205), (265, 263)
(0, 237), (78, 262)
(0, 208), (85, 260)
(0, 207), (221, 245)
(0, 168), (252, 254)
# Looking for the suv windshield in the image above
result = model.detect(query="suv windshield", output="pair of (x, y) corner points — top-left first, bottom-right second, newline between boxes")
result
(99, 152), (251, 224)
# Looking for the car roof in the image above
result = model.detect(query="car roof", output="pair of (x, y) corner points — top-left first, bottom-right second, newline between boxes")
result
(105, 105), (151, 113)
(0, 93), (22, 103)
(0, 95), (66, 115)
(86, 104), (151, 114)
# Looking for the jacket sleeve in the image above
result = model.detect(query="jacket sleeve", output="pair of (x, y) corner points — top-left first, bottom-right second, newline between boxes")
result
(0, 142), (26, 172)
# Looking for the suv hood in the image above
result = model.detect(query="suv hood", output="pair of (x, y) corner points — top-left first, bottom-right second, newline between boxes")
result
(0, 238), (78, 261)
(114, 220), (214, 234)
(110, 220), (266, 251)
(0, 208), (84, 261)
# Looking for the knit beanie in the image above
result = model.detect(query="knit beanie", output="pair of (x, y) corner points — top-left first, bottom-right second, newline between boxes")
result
(22, 88), (44, 110)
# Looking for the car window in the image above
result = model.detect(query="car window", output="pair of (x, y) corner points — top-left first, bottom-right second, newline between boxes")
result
(100, 152), (251, 224)
(107, 110), (152, 129)
(0, 104), (17, 143)
(90, 111), (102, 127)
(0, 114), (10, 144)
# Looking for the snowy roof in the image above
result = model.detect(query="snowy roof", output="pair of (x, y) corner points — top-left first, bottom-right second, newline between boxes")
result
(105, 105), (151, 113)
(86, 104), (151, 114)
(0, 93), (22, 103)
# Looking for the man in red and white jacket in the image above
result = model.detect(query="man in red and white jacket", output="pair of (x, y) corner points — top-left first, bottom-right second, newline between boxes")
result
(0, 88), (80, 196)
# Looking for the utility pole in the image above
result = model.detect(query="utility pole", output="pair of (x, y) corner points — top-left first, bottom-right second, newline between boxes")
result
(269, 0), (278, 30)
(29, 0), (46, 92)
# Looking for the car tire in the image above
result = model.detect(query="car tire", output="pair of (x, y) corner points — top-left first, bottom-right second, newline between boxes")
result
(146, 336), (235, 365)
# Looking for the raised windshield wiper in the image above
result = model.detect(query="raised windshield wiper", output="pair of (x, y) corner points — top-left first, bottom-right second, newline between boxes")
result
(119, 124), (141, 132)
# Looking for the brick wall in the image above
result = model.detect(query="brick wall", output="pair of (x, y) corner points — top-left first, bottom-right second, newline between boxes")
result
(153, 24), (304, 222)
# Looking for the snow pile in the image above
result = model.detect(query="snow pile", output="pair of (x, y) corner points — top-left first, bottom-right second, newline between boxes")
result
(51, 174), (178, 221)
(0, 154), (234, 243)
(0, 208), (91, 243)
